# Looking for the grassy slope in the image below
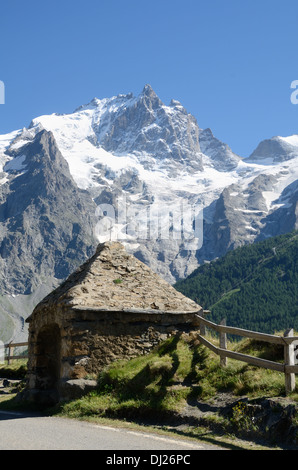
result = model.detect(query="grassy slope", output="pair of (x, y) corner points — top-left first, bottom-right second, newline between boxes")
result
(56, 334), (290, 420)
(2, 335), (288, 413)
(0, 336), (296, 449)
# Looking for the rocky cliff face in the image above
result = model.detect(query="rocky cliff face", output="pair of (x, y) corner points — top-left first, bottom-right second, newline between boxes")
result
(0, 85), (297, 341)
(0, 129), (96, 295)
(199, 127), (241, 171)
(0, 130), (97, 340)
(91, 85), (203, 171)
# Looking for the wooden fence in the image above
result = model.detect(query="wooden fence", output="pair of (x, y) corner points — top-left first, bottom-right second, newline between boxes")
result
(196, 312), (298, 395)
(2, 314), (298, 394)
(2, 342), (28, 365)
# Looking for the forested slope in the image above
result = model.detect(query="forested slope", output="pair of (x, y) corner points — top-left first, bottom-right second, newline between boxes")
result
(175, 231), (298, 334)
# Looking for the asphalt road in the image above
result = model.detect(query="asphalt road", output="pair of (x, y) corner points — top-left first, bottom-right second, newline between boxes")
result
(0, 410), (224, 451)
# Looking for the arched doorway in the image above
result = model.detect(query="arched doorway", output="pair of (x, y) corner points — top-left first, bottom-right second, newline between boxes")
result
(35, 324), (61, 392)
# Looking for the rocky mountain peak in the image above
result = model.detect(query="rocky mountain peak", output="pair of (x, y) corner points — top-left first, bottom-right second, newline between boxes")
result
(82, 86), (202, 168)
(199, 127), (241, 171)
(141, 83), (156, 97)
(247, 135), (298, 163)
(138, 83), (162, 111)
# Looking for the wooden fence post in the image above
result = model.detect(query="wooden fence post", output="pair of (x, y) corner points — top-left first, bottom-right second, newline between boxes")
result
(220, 318), (227, 367)
(284, 328), (296, 395)
(7, 343), (15, 365)
(200, 310), (210, 336)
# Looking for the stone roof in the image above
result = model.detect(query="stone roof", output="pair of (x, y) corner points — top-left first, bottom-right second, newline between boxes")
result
(30, 242), (202, 316)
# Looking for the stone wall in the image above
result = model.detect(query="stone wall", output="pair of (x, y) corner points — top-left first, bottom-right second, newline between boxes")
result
(24, 305), (200, 403)
(67, 307), (200, 377)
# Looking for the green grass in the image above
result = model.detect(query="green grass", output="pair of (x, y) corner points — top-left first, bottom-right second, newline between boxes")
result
(0, 359), (27, 379)
(0, 337), (291, 409)
(57, 333), (291, 423)
(209, 288), (241, 309)
(0, 336), (295, 449)
(61, 334), (194, 420)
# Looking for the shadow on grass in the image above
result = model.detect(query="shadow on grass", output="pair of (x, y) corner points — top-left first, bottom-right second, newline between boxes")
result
(107, 335), (182, 414)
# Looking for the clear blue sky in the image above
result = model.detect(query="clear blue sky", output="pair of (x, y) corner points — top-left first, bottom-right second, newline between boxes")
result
(0, 0), (298, 157)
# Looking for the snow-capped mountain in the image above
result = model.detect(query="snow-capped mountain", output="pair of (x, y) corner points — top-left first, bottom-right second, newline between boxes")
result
(0, 84), (297, 341)
(247, 135), (298, 163)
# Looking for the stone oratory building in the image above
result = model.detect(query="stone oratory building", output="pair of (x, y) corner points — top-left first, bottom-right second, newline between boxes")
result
(23, 242), (202, 403)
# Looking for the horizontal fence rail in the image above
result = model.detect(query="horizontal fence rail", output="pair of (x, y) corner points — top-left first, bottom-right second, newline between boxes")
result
(2, 314), (298, 394)
(1, 342), (29, 365)
(196, 313), (298, 395)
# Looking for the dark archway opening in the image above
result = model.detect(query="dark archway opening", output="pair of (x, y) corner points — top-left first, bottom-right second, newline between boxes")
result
(35, 324), (61, 392)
